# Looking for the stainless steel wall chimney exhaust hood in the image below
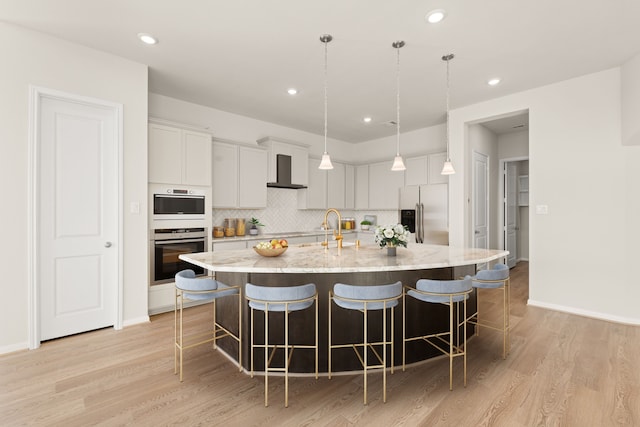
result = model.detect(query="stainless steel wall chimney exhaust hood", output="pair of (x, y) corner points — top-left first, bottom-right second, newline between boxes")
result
(267, 154), (307, 189)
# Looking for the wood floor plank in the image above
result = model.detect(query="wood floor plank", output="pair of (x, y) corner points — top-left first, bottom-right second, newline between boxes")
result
(2, 262), (640, 426)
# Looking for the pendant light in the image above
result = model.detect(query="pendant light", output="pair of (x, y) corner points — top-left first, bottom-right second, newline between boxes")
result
(441, 53), (456, 175)
(391, 40), (406, 171)
(318, 34), (334, 170)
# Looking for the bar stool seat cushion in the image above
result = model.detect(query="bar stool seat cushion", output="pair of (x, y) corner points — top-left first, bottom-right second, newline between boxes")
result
(333, 282), (402, 310)
(473, 264), (509, 288)
(175, 269), (238, 300)
(408, 276), (472, 304)
(246, 283), (316, 312)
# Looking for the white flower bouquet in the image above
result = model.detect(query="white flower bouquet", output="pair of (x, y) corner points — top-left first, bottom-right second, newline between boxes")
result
(374, 223), (409, 249)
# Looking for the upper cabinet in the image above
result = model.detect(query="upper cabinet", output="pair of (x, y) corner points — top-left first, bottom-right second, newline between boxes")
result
(404, 152), (448, 186)
(298, 159), (351, 210)
(355, 164), (369, 210)
(368, 161), (405, 210)
(298, 158), (326, 209)
(212, 139), (267, 208)
(148, 123), (212, 186)
(257, 137), (309, 187)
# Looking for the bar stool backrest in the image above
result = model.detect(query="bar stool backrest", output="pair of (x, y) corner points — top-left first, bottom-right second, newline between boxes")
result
(333, 281), (402, 310)
(245, 283), (316, 312)
(473, 263), (509, 288)
(175, 269), (219, 300)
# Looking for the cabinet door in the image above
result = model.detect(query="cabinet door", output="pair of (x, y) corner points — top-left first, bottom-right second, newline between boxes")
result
(368, 161), (404, 209)
(291, 145), (309, 186)
(149, 124), (182, 184)
(182, 130), (212, 186)
(428, 152), (448, 184)
(345, 164), (355, 209)
(301, 157), (327, 209)
(327, 161), (346, 209)
(239, 146), (267, 208)
(355, 164), (369, 209)
(212, 142), (238, 208)
(405, 156), (429, 186)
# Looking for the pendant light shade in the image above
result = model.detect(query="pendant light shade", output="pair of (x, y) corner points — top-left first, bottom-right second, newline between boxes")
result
(441, 53), (456, 175)
(318, 34), (334, 170)
(391, 40), (406, 171)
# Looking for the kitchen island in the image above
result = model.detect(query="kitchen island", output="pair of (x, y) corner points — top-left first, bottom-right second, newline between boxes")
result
(179, 242), (508, 374)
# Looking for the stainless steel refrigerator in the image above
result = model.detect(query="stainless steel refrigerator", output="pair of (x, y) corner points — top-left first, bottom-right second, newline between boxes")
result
(399, 184), (448, 245)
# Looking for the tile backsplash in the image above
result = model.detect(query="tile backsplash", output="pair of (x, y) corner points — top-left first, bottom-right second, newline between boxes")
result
(212, 188), (398, 234)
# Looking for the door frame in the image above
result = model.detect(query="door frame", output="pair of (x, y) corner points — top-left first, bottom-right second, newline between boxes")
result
(27, 86), (124, 349)
(498, 156), (529, 257)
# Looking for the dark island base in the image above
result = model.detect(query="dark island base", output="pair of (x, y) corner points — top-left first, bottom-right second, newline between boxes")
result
(211, 265), (477, 374)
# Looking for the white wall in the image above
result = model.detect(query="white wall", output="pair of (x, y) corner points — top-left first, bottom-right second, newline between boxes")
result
(449, 68), (640, 324)
(621, 52), (640, 146)
(0, 23), (149, 353)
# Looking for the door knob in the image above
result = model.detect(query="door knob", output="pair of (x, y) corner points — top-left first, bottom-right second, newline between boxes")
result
(475, 230), (480, 235)
(104, 242), (112, 248)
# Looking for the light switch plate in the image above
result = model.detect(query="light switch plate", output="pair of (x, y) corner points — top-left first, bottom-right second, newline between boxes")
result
(130, 202), (140, 214)
(535, 204), (548, 215)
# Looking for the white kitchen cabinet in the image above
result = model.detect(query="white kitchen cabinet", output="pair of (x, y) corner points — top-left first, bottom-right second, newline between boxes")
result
(299, 159), (349, 210)
(428, 152), (449, 184)
(257, 136), (309, 186)
(298, 158), (327, 209)
(212, 140), (267, 208)
(368, 161), (405, 209)
(327, 161), (346, 209)
(212, 141), (238, 207)
(149, 123), (212, 186)
(405, 156), (428, 186)
(405, 152), (448, 185)
(355, 164), (369, 209)
(345, 164), (355, 209)
(239, 146), (268, 208)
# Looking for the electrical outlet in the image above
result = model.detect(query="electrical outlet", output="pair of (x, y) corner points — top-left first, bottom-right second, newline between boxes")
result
(535, 204), (548, 215)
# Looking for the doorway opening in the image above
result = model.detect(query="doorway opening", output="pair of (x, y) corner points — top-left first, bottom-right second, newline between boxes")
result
(467, 110), (529, 269)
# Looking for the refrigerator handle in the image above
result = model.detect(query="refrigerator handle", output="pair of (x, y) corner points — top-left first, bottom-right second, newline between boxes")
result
(419, 203), (425, 243)
(415, 203), (420, 243)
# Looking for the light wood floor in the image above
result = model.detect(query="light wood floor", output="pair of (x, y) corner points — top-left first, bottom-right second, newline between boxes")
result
(2, 262), (639, 426)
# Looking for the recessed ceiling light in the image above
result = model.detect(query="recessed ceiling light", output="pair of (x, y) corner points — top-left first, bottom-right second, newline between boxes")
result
(363, 117), (372, 123)
(287, 88), (298, 95)
(488, 78), (501, 86)
(425, 9), (446, 24)
(137, 33), (158, 45)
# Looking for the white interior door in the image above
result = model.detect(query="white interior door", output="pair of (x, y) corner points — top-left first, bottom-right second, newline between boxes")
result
(38, 92), (119, 341)
(472, 151), (489, 258)
(504, 163), (518, 267)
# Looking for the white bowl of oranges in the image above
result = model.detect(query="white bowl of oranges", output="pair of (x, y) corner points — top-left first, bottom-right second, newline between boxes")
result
(253, 239), (289, 257)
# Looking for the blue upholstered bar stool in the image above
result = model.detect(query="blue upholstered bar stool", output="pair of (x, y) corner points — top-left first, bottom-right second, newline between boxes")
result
(329, 282), (403, 404)
(174, 269), (242, 382)
(468, 263), (511, 359)
(245, 283), (318, 407)
(403, 276), (473, 390)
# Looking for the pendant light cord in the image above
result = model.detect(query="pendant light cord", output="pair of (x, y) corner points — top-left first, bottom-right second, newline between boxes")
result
(445, 55), (452, 161)
(396, 44), (401, 156)
(323, 38), (328, 154)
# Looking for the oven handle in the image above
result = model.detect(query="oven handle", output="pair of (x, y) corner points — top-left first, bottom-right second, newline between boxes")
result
(154, 238), (206, 245)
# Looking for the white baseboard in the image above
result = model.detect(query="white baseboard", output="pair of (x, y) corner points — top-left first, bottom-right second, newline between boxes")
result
(528, 299), (640, 325)
(122, 316), (150, 327)
(0, 341), (29, 355)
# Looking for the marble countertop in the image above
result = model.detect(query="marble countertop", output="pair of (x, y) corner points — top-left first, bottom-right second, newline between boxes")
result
(180, 242), (509, 274)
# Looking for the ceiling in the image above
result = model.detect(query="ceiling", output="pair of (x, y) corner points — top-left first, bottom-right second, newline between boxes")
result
(2, 0), (639, 143)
